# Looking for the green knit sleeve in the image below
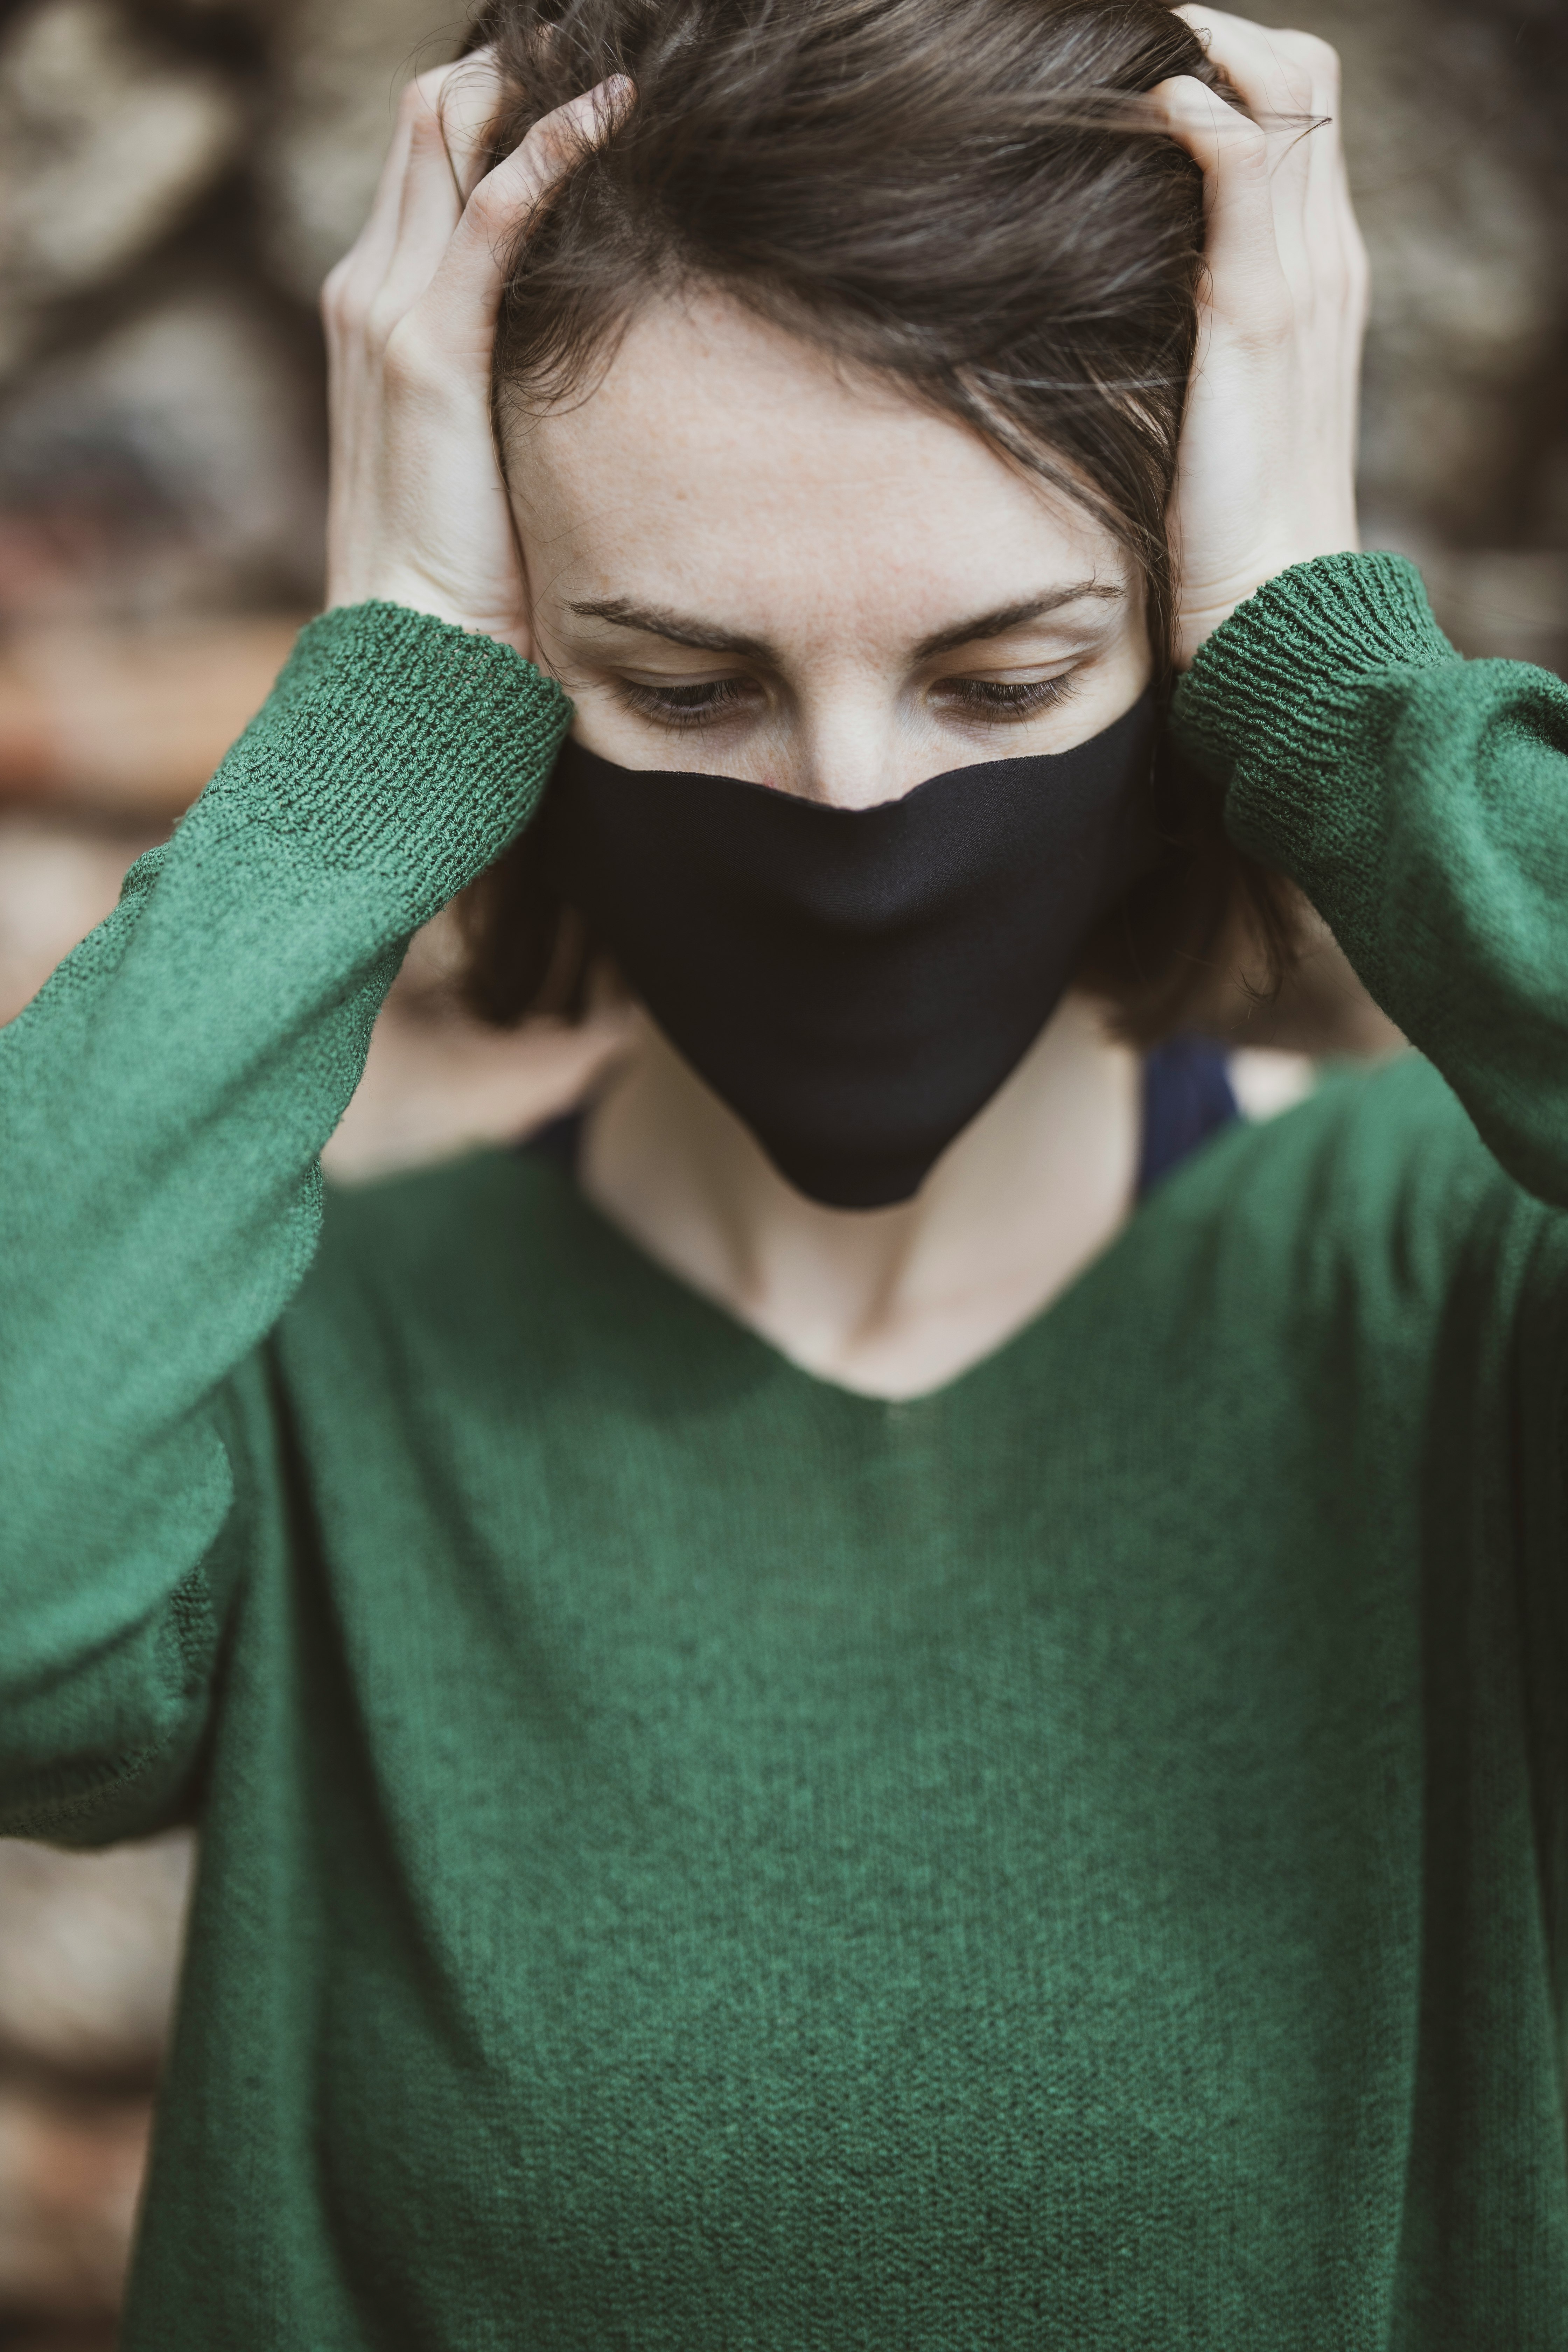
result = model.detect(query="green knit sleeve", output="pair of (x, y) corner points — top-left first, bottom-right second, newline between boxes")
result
(1170, 552), (1568, 1208)
(0, 603), (570, 1841)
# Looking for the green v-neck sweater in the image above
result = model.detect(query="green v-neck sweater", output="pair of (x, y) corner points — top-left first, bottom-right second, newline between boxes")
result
(2, 555), (1566, 2347)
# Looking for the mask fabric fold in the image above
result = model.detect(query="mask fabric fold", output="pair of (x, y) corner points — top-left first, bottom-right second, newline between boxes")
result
(542, 691), (1159, 1209)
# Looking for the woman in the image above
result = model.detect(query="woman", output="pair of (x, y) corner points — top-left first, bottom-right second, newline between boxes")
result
(3, 0), (1565, 2339)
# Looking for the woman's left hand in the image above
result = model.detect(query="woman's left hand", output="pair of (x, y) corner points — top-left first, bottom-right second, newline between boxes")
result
(1152, 8), (1370, 669)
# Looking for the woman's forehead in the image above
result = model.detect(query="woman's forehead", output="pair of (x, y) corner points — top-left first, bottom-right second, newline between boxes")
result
(505, 293), (1134, 643)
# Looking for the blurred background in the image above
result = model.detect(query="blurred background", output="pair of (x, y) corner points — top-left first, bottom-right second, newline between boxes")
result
(0, 0), (1566, 2338)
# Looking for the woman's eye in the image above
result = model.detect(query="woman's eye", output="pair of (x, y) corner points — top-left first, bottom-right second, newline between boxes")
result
(621, 677), (762, 728)
(933, 675), (1073, 722)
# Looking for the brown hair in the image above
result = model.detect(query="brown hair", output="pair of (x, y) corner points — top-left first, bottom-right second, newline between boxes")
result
(458, 0), (1297, 1035)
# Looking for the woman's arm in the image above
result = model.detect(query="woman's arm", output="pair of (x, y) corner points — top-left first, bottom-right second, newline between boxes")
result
(1152, 9), (1568, 1203)
(0, 608), (568, 1841)
(1172, 556), (1568, 1207)
(0, 57), (620, 1841)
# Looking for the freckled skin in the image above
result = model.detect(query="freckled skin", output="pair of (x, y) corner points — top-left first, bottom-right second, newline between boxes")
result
(505, 293), (1152, 810)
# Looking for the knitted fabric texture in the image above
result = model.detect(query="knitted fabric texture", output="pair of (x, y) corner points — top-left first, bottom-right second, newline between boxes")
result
(2, 564), (1567, 2347)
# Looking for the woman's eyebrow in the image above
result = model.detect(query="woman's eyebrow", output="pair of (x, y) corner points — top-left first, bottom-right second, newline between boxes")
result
(912, 582), (1125, 661)
(565, 597), (775, 659)
(565, 581), (1124, 664)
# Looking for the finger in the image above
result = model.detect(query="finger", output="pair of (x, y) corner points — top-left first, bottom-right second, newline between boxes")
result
(331, 60), (479, 320)
(1176, 1), (1324, 271)
(327, 110), (417, 313)
(1175, 6), (1318, 126)
(484, 76), (634, 223)
(1246, 34), (1348, 319)
(433, 44), (507, 205)
(1300, 46), (1363, 312)
(1173, 20), (1367, 456)
(434, 78), (635, 331)
(1301, 81), (1358, 330)
(1168, 19), (1342, 308)
(374, 77), (478, 321)
(1145, 75), (1288, 334)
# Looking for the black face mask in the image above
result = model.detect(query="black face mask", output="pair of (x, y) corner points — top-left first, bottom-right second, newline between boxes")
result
(542, 692), (1158, 1210)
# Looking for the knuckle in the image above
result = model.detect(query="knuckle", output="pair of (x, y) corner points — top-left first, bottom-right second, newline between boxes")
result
(321, 261), (364, 336)
(379, 318), (435, 396)
(519, 108), (580, 171)
(462, 177), (512, 240)
(365, 292), (408, 354)
(1229, 119), (1272, 171)
(461, 180), (496, 235)
(1220, 275), (1293, 345)
(508, 125), (551, 182)
(1250, 295), (1295, 346)
(1276, 29), (1339, 95)
(398, 68), (449, 126)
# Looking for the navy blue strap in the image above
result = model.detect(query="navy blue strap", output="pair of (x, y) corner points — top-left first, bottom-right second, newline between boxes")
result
(524, 1109), (586, 1175)
(1136, 1034), (1239, 1199)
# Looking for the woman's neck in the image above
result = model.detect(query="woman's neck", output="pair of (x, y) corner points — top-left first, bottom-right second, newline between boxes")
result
(578, 994), (1141, 1401)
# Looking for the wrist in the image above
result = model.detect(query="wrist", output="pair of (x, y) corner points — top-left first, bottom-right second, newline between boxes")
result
(1176, 544), (1363, 671)
(252, 601), (572, 915)
(323, 573), (532, 662)
(1170, 552), (1454, 796)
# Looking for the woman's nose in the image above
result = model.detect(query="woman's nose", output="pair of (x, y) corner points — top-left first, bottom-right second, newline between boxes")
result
(784, 698), (927, 810)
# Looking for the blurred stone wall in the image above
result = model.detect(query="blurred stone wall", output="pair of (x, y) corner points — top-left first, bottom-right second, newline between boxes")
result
(1309, 0), (1568, 658)
(0, 0), (1565, 2339)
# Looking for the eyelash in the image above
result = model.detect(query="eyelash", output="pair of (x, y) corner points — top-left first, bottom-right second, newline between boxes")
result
(621, 673), (1075, 730)
(934, 676), (1073, 722)
(621, 678), (757, 728)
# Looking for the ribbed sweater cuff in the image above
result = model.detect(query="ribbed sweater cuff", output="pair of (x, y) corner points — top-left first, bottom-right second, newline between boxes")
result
(231, 601), (573, 913)
(1169, 554), (1458, 872)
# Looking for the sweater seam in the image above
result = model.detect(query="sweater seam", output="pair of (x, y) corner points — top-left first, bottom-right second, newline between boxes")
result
(0, 1726), (195, 1842)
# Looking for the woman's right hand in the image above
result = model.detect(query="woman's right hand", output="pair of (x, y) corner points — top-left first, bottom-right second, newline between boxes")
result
(321, 56), (629, 661)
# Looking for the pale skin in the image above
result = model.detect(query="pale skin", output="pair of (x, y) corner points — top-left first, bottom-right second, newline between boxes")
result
(323, 9), (1367, 1400)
